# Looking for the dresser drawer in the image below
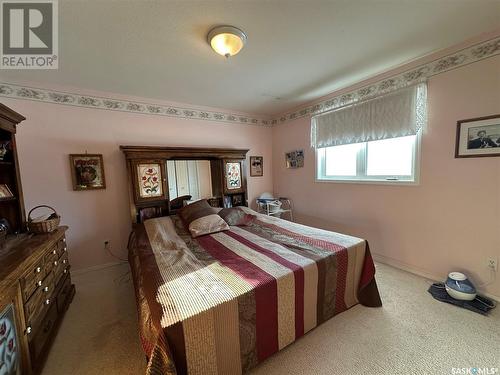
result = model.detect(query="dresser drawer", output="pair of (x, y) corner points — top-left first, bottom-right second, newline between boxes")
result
(54, 252), (70, 286)
(56, 236), (67, 258)
(20, 259), (46, 302)
(43, 245), (59, 276)
(29, 302), (58, 364)
(24, 272), (54, 328)
(56, 275), (73, 313)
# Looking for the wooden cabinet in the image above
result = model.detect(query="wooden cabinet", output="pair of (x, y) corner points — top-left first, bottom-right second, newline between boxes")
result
(0, 228), (75, 375)
(0, 104), (74, 374)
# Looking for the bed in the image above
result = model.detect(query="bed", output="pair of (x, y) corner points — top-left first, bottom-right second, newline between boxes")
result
(127, 206), (381, 375)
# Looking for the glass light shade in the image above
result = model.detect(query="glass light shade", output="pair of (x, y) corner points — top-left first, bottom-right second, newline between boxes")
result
(207, 26), (247, 58)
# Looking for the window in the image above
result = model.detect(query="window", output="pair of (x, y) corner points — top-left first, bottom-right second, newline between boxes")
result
(316, 133), (420, 183)
(312, 83), (426, 184)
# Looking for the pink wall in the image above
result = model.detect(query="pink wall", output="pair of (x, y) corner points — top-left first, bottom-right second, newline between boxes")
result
(272, 55), (500, 298)
(1, 97), (273, 270)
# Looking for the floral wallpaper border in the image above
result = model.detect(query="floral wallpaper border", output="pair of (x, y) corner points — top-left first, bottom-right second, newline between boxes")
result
(270, 36), (500, 125)
(0, 36), (498, 127)
(0, 82), (272, 127)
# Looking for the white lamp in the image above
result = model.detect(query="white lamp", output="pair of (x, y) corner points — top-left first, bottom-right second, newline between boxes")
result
(207, 26), (247, 58)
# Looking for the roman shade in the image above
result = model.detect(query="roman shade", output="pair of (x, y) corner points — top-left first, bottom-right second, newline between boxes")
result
(311, 83), (427, 148)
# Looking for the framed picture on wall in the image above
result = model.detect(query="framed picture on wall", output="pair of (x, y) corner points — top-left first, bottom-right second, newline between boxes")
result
(285, 149), (304, 168)
(455, 114), (500, 158)
(69, 154), (106, 190)
(249, 156), (263, 177)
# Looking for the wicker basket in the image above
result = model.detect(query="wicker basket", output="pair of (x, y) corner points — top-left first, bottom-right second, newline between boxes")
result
(27, 205), (60, 234)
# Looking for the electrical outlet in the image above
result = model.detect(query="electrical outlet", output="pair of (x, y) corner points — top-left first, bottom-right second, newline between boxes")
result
(487, 257), (498, 271)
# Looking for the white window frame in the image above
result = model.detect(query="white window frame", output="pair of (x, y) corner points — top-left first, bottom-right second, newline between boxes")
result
(315, 131), (422, 185)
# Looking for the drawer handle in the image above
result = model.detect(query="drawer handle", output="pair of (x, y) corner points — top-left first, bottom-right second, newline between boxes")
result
(63, 247), (67, 252)
(52, 249), (57, 255)
(25, 326), (32, 335)
(63, 238), (66, 243)
(43, 286), (49, 293)
(45, 298), (50, 305)
(36, 267), (42, 273)
(62, 259), (67, 264)
(53, 260), (58, 266)
(36, 280), (42, 287)
(63, 268), (68, 274)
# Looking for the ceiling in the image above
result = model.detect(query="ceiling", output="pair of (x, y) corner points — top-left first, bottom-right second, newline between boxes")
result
(1, 0), (499, 116)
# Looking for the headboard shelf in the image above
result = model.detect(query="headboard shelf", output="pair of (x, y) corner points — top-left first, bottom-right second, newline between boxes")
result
(120, 146), (249, 223)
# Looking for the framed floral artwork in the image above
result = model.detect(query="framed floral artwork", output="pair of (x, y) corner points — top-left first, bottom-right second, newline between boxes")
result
(223, 160), (245, 194)
(137, 163), (164, 199)
(69, 154), (106, 190)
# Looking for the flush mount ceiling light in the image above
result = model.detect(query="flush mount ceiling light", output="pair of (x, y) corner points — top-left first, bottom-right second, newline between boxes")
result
(207, 26), (247, 58)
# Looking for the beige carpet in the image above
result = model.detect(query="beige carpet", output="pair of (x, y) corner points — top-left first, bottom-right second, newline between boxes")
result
(41, 262), (499, 375)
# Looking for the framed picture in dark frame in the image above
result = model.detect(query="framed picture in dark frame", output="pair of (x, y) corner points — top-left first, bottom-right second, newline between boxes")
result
(69, 154), (106, 190)
(455, 114), (500, 158)
(249, 156), (263, 177)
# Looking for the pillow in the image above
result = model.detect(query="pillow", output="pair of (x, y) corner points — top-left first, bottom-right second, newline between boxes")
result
(178, 199), (215, 227)
(189, 214), (230, 238)
(169, 195), (192, 210)
(218, 207), (256, 226)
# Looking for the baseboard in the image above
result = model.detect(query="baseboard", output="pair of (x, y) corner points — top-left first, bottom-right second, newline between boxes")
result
(372, 252), (500, 302)
(72, 261), (127, 276)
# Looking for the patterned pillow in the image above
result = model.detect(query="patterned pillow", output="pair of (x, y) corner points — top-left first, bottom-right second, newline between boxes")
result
(178, 199), (215, 227)
(218, 207), (256, 226)
(188, 214), (230, 238)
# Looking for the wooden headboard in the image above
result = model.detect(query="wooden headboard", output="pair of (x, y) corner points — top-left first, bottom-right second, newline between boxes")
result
(120, 146), (249, 224)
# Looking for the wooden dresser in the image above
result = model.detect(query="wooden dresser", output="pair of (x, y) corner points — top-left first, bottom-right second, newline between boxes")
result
(0, 103), (75, 374)
(0, 228), (75, 374)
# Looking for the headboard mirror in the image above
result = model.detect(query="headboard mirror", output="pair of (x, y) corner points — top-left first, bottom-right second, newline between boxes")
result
(120, 146), (249, 224)
(166, 160), (213, 205)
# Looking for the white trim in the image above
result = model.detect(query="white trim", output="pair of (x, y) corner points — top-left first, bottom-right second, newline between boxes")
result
(373, 253), (499, 302)
(71, 261), (127, 276)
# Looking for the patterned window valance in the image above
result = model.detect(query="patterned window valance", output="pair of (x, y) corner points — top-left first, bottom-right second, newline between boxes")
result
(311, 83), (427, 148)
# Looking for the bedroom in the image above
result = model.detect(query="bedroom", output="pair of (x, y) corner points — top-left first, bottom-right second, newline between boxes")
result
(0, 1), (499, 374)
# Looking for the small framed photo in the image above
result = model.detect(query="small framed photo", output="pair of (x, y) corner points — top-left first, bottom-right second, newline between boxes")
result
(223, 196), (232, 208)
(249, 156), (263, 177)
(285, 149), (304, 168)
(232, 194), (243, 206)
(455, 114), (500, 158)
(69, 154), (106, 190)
(0, 184), (14, 199)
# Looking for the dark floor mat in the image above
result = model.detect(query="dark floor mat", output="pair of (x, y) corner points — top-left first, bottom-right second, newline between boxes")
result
(427, 282), (496, 315)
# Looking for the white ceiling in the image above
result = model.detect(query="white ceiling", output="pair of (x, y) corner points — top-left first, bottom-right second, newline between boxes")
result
(1, 0), (499, 116)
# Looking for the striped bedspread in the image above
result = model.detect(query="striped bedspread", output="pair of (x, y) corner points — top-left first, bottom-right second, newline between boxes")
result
(128, 209), (381, 375)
